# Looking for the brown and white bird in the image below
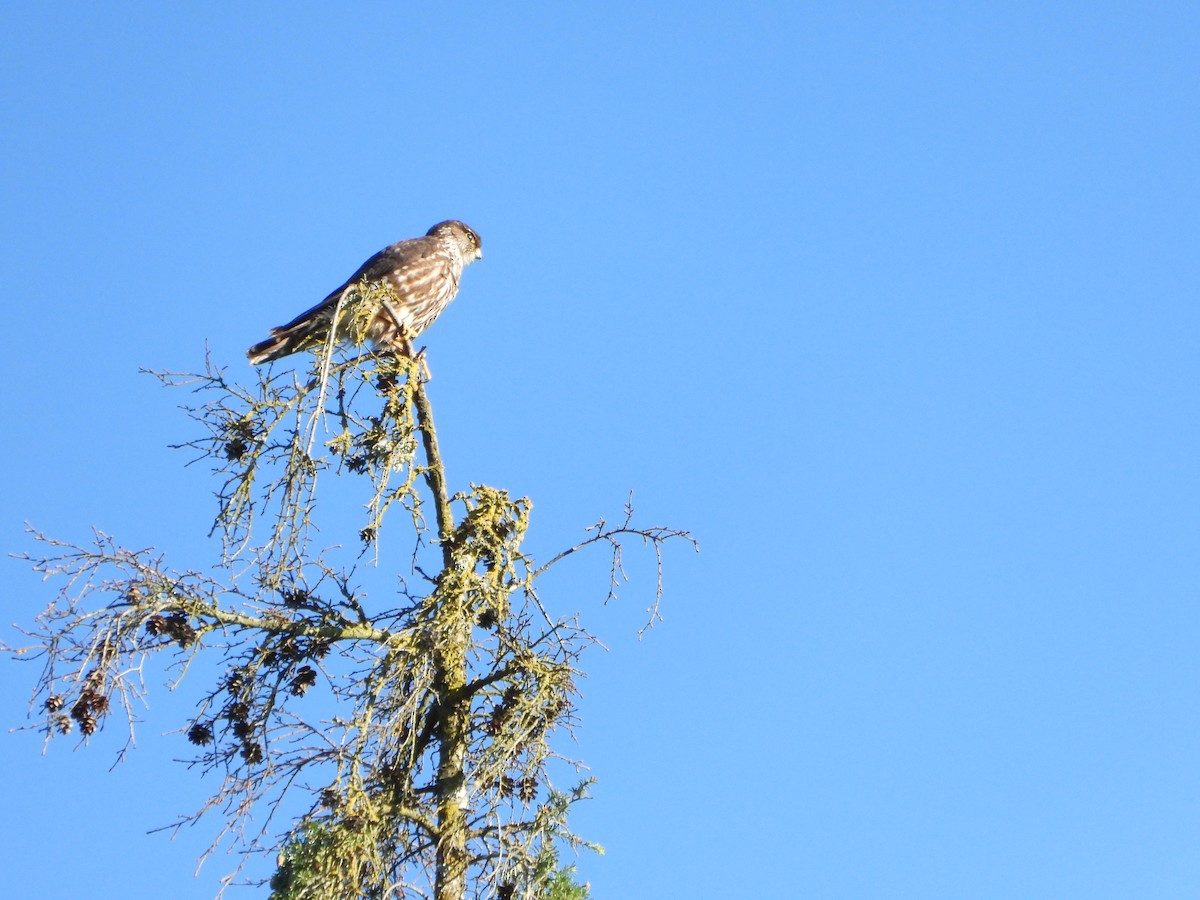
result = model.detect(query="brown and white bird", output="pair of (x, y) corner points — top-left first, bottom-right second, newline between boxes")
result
(246, 220), (482, 365)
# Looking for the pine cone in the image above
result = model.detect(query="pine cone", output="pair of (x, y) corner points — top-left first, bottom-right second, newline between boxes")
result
(319, 787), (341, 809)
(290, 666), (317, 696)
(164, 613), (196, 647)
(187, 723), (214, 745)
(282, 588), (310, 608)
(279, 637), (302, 662)
(70, 697), (92, 722)
(227, 701), (250, 721)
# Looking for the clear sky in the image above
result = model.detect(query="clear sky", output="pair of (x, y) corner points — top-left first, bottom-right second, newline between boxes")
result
(2, 3), (1198, 898)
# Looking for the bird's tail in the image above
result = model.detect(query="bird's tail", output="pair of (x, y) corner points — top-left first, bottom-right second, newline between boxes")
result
(246, 319), (325, 365)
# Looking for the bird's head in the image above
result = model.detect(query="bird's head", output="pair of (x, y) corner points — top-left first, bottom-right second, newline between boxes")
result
(428, 220), (482, 263)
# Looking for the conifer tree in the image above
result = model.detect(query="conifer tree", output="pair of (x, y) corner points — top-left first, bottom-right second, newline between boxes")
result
(11, 292), (693, 899)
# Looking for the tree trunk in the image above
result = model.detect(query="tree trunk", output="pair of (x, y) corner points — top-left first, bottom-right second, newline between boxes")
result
(416, 378), (471, 900)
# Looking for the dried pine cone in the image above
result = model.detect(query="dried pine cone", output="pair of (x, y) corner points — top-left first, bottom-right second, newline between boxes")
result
(290, 666), (317, 696)
(79, 713), (98, 736)
(164, 613), (196, 647)
(375, 371), (400, 392)
(227, 702), (250, 721)
(484, 712), (502, 736)
(319, 787), (341, 809)
(44, 695), (65, 713)
(281, 588), (310, 608)
(186, 724), (212, 748)
(517, 777), (538, 804)
(187, 723), (214, 745)
(70, 697), (92, 722)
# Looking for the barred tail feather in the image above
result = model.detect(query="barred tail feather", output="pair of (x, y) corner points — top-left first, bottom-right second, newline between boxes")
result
(246, 319), (324, 365)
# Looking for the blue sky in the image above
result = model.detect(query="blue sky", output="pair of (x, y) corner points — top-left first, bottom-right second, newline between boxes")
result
(2, 3), (1198, 897)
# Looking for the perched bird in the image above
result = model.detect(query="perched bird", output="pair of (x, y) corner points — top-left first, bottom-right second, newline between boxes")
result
(246, 220), (482, 365)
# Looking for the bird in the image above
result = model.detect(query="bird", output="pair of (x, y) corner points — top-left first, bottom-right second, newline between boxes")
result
(246, 220), (482, 365)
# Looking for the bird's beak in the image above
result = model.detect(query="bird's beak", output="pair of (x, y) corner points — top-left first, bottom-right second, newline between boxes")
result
(475, 248), (483, 261)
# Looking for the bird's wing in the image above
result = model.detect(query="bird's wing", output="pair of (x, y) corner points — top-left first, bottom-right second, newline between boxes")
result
(355, 237), (455, 301)
(269, 235), (443, 332)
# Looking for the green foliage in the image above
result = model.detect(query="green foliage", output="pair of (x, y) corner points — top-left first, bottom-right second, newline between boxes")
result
(533, 846), (591, 900)
(542, 866), (590, 900)
(269, 823), (340, 900)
